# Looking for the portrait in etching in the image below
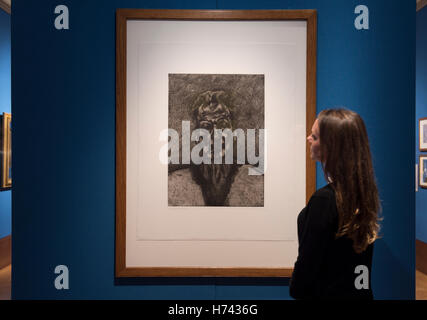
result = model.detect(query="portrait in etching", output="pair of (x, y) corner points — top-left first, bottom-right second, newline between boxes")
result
(168, 74), (265, 207)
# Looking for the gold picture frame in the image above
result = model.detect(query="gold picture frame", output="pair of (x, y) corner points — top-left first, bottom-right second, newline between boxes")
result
(1, 112), (11, 189)
(420, 117), (427, 152)
(420, 155), (427, 189)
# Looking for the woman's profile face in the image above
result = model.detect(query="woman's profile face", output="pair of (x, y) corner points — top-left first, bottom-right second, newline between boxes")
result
(307, 119), (321, 161)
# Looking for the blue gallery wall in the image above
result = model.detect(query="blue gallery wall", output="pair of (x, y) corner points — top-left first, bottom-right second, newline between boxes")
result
(0, 8), (11, 239)
(417, 6), (427, 243)
(12, 0), (415, 299)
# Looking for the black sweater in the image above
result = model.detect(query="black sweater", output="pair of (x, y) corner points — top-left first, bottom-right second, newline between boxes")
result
(289, 184), (374, 300)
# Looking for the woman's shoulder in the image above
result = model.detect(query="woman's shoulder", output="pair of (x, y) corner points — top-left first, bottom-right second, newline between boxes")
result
(311, 184), (335, 200)
(304, 184), (337, 226)
(299, 184), (337, 232)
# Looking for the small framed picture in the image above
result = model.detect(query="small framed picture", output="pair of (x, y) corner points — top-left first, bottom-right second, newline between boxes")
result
(419, 118), (427, 151)
(420, 155), (427, 189)
(1, 112), (12, 190)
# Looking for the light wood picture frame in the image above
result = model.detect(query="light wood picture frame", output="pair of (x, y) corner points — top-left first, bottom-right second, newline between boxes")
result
(1, 112), (11, 190)
(116, 9), (317, 277)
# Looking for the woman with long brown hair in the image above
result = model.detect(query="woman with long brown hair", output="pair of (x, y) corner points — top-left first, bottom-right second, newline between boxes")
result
(289, 108), (381, 300)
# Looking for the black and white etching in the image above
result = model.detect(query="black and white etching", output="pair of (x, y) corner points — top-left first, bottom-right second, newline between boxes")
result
(168, 74), (265, 207)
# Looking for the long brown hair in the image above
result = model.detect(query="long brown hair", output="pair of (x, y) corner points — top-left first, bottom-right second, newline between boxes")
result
(318, 108), (381, 253)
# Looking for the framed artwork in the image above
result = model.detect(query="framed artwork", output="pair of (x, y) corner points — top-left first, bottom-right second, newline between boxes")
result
(420, 156), (427, 189)
(420, 118), (427, 151)
(116, 9), (317, 277)
(1, 112), (11, 190)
